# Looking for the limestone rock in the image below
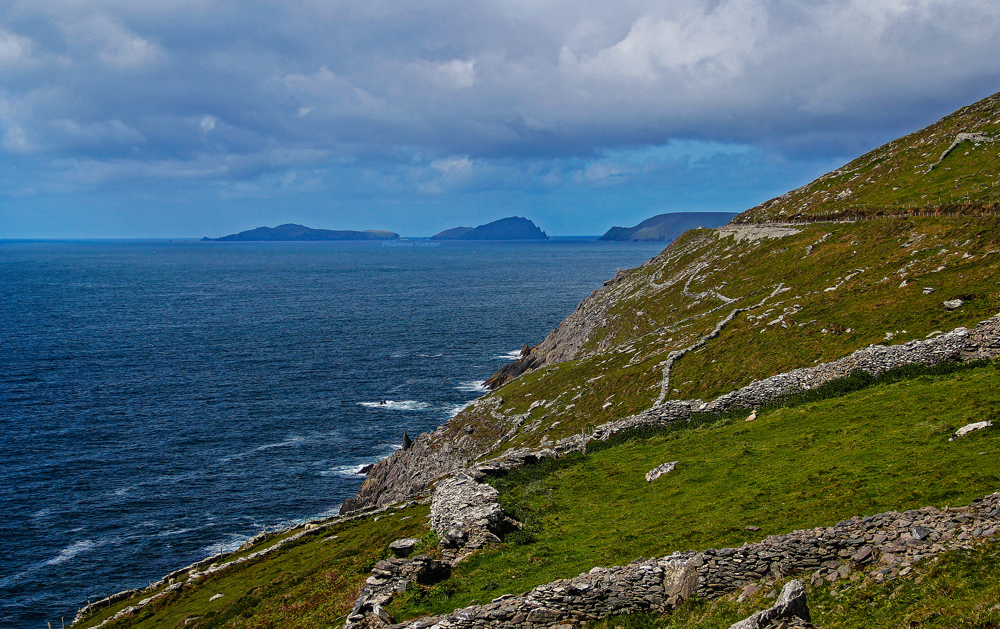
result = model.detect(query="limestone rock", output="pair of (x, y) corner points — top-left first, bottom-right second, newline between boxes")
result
(388, 538), (422, 558)
(645, 461), (679, 482)
(727, 580), (810, 629)
(949, 420), (993, 442)
(944, 299), (964, 310)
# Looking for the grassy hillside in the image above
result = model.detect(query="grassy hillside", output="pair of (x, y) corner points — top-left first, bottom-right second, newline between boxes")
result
(735, 90), (1000, 223)
(72, 90), (1000, 629)
(588, 535), (1000, 628)
(447, 217), (1000, 458)
(389, 361), (1000, 621)
(76, 506), (430, 629)
(74, 361), (1000, 628)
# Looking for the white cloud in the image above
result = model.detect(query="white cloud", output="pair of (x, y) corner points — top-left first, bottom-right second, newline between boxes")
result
(413, 58), (477, 89)
(0, 29), (34, 69)
(63, 15), (164, 70)
(48, 118), (146, 147)
(200, 115), (218, 134)
(568, 0), (768, 81)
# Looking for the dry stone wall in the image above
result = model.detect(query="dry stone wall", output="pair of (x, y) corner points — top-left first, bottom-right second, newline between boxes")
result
(384, 492), (1000, 629)
(636, 314), (1000, 423)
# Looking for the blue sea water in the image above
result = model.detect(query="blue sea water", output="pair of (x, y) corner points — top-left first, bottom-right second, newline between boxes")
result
(0, 238), (666, 628)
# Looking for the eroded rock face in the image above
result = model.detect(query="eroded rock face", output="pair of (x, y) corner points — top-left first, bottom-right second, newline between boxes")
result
(430, 473), (513, 551)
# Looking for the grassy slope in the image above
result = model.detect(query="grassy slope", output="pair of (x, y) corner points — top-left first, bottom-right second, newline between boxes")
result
(454, 217), (1000, 457)
(75, 361), (1000, 629)
(734, 90), (1000, 223)
(74, 505), (431, 629)
(389, 362), (1000, 620)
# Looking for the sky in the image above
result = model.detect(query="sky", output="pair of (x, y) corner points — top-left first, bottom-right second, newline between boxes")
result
(1, 0), (999, 238)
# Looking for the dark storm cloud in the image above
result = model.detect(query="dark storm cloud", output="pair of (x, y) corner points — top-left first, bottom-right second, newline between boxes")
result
(1, 0), (998, 235)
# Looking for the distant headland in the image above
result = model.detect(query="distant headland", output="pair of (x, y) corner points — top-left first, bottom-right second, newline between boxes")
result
(203, 223), (399, 241)
(598, 211), (738, 241)
(430, 216), (548, 240)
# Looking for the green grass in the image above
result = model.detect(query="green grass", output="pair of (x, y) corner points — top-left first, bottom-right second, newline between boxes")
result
(75, 505), (431, 629)
(736, 90), (1000, 222)
(464, 217), (1000, 453)
(390, 362), (1000, 621)
(586, 536), (1000, 628)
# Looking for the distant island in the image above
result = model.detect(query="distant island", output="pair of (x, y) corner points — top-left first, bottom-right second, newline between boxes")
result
(598, 212), (738, 241)
(430, 216), (548, 240)
(203, 223), (399, 241)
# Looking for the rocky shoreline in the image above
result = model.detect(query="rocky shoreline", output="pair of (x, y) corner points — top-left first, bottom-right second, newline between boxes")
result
(74, 315), (1000, 628)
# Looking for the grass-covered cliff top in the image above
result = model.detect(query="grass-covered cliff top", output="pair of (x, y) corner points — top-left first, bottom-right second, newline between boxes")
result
(447, 216), (1000, 456)
(734, 90), (1000, 223)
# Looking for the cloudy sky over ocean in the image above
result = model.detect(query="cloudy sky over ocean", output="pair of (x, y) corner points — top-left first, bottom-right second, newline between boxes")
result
(2, 0), (999, 237)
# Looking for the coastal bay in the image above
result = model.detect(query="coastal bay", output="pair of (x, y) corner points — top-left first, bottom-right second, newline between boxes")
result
(0, 238), (665, 629)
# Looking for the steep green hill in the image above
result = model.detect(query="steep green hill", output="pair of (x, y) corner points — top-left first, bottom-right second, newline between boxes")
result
(72, 90), (1000, 629)
(736, 90), (1000, 222)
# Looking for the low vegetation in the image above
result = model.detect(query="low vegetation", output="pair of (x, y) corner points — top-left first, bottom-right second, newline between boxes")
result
(735, 90), (1000, 222)
(389, 360), (1000, 620)
(76, 506), (430, 629)
(458, 217), (1000, 454)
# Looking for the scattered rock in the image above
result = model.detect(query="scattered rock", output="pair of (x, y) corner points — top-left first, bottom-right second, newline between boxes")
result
(388, 538), (422, 558)
(645, 461), (679, 482)
(209, 593), (225, 602)
(949, 420), (993, 442)
(728, 580), (810, 629)
(944, 298), (964, 310)
(923, 287), (935, 294)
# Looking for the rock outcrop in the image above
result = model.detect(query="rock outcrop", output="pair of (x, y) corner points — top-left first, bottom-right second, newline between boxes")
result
(727, 580), (810, 629)
(430, 473), (516, 554)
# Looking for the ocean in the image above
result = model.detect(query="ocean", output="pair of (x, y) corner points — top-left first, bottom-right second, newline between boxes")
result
(0, 238), (666, 628)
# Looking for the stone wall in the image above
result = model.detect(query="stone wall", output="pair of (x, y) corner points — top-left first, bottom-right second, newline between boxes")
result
(344, 313), (1000, 517)
(636, 314), (1000, 423)
(384, 492), (1000, 629)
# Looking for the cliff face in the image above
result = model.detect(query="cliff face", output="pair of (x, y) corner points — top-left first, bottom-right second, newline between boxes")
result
(341, 91), (1000, 515)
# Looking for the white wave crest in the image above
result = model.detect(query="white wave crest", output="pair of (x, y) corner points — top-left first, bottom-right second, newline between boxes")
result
(220, 435), (308, 462)
(321, 463), (372, 477)
(44, 539), (99, 566)
(200, 533), (251, 557)
(358, 400), (430, 411)
(493, 349), (524, 360)
(447, 402), (474, 418)
(456, 380), (488, 393)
